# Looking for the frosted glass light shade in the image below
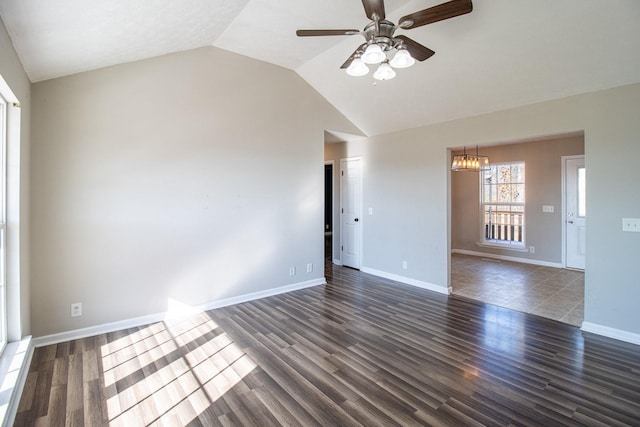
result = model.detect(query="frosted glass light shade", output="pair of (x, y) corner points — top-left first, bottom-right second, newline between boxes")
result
(373, 62), (396, 80)
(390, 49), (415, 68)
(346, 58), (369, 76)
(362, 43), (386, 64)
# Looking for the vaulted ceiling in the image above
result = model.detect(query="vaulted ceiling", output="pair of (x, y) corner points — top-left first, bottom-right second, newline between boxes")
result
(1, 0), (639, 136)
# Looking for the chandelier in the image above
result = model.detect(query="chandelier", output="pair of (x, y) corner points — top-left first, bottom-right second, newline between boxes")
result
(451, 145), (489, 172)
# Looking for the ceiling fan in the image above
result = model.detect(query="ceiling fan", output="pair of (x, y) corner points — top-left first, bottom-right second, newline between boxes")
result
(296, 0), (472, 80)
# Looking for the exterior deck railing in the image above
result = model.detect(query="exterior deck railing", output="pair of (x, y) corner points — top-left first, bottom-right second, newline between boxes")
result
(484, 209), (523, 243)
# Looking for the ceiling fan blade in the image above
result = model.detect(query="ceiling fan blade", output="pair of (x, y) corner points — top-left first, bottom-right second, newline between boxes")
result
(296, 29), (360, 37)
(340, 44), (367, 69)
(399, 0), (472, 30)
(341, 57), (355, 70)
(395, 35), (435, 61)
(361, 0), (385, 20)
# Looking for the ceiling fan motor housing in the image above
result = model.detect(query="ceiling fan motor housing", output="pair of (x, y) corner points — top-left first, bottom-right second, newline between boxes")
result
(364, 20), (395, 51)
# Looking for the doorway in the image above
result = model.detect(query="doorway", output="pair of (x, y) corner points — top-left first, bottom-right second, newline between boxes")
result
(450, 135), (585, 326)
(324, 162), (333, 261)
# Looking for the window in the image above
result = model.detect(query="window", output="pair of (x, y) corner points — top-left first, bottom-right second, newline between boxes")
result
(0, 94), (6, 354)
(577, 166), (586, 217)
(481, 162), (525, 247)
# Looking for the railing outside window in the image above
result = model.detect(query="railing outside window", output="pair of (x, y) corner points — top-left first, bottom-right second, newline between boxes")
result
(484, 205), (524, 243)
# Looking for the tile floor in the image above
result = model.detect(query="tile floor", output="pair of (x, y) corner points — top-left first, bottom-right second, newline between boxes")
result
(451, 253), (584, 326)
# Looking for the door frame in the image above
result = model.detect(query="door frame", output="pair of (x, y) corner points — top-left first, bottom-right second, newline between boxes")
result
(561, 154), (585, 269)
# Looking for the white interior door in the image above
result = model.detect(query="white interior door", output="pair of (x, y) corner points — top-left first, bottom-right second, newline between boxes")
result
(340, 158), (362, 269)
(565, 156), (586, 270)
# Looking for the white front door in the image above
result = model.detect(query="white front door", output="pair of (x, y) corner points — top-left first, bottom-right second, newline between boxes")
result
(565, 156), (586, 270)
(340, 158), (362, 269)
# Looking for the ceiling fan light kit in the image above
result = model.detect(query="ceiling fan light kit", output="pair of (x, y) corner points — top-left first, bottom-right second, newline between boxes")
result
(389, 48), (415, 69)
(362, 43), (387, 64)
(346, 57), (370, 76)
(296, 0), (473, 81)
(373, 61), (396, 81)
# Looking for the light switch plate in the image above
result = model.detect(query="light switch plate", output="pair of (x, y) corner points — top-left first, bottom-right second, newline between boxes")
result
(542, 205), (554, 213)
(622, 218), (640, 232)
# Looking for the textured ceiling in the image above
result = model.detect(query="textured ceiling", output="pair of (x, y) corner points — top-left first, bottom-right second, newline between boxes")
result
(1, 0), (639, 136)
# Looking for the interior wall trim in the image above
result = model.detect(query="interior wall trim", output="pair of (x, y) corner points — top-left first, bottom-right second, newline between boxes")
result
(452, 249), (563, 268)
(581, 322), (640, 346)
(0, 337), (33, 427)
(31, 278), (326, 348)
(361, 266), (451, 295)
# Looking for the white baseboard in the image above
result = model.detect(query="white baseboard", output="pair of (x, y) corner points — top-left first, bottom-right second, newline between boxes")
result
(0, 336), (33, 427)
(33, 278), (326, 348)
(581, 322), (640, 346)
(361, 267), (451, 295)
(452, 249), (563, 268)
(332, 258), (342, 266)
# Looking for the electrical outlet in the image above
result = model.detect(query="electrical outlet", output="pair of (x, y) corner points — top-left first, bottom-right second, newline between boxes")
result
(306, 263), (313, 273)
(71, 302), (82, 317)
(289, 266), (296, 276)
(529, 246), (535, 254)
(402, 260), (408, 270)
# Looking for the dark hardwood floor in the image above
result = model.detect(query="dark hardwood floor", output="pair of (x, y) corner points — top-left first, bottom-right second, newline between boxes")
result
(15, 261), (640, 426)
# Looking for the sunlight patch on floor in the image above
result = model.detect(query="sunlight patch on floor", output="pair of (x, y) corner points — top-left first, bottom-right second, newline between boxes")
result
(102, 313), (256, 425)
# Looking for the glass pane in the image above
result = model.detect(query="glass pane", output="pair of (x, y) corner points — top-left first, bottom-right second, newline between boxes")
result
(498, 183), (520, 202)
(0, 97), (5, 353)
(483, 184), (495, 203)
(511, 163), (525, 183)
(578, 167), (586, 217)
(512, 184), (525, 203)
(511, 205), (525, 214)
(498, 165), (511, 183)
(497, 184), (508, 202)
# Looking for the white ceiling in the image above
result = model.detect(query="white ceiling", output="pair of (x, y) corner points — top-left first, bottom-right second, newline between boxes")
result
(1, 0), (639, 136)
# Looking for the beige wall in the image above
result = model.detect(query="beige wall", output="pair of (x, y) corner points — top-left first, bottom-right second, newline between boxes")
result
(451, 135), (585, 263)
(30, 46), (360, 336)
(0, 17), (31, 339)
(342, 83), (640, 338)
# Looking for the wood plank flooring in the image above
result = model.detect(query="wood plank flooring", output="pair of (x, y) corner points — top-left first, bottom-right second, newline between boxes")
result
(15, 262), (640, 426)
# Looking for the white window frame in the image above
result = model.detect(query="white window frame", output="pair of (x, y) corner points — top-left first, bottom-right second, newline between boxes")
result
(0, 94), (7, 354)
(480, 161), (526, 249)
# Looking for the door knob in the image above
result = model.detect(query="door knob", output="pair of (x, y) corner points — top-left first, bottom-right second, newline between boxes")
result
(568, 220), (574, 224)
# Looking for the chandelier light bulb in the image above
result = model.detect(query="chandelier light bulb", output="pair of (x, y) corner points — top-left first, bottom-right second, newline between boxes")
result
(373, 62), (396, 81)
(346, 57), (369, 77)
(451, 146), (489, 172)
(362, 43), (386, 64)
(389, 48), (415, 69)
